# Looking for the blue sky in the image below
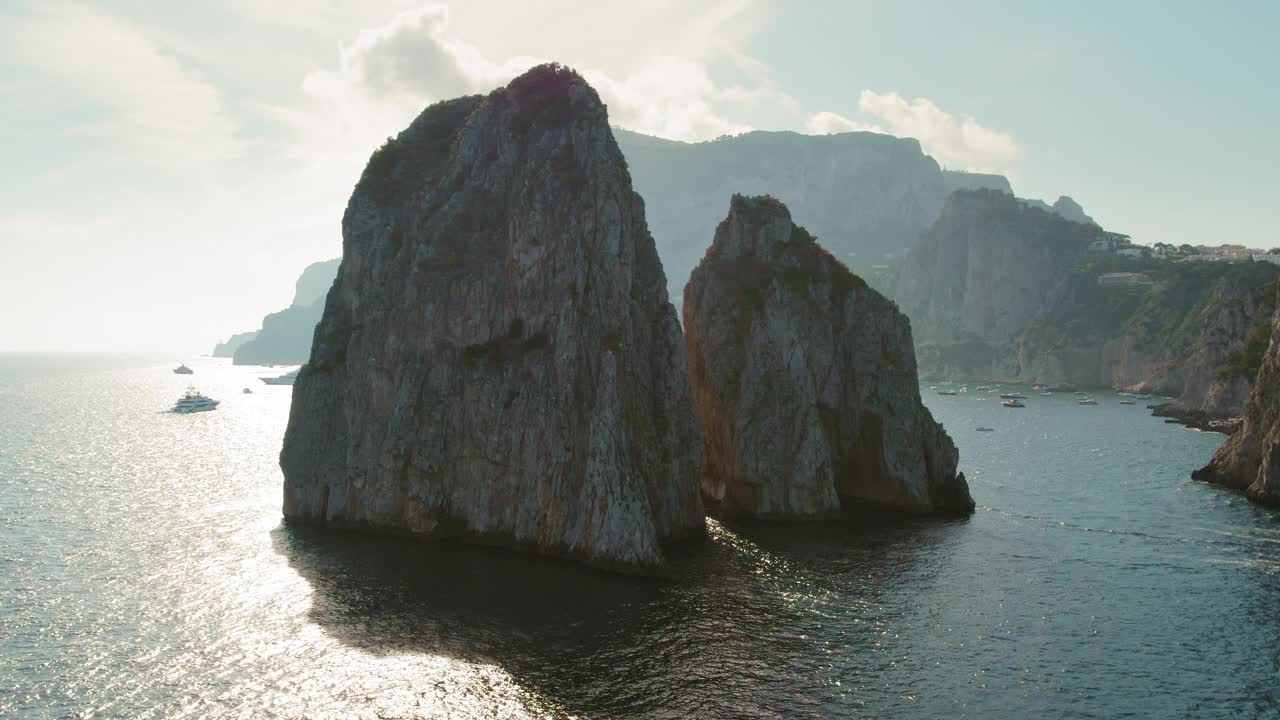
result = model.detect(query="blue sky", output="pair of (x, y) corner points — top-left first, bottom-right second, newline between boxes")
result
(1, 1), (1276, 351)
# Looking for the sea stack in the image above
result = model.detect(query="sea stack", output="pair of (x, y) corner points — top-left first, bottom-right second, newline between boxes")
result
(1192, 280), (1280, 507)
(280, 64), (705, 571)
(682, 195), (974, 518)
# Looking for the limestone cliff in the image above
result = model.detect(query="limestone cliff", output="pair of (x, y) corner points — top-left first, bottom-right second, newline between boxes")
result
(683, 195), (973, 518)
(615, 129), (958, 303)
(212, 330), (257, 358)
(228, 258), (339, 366)
(895, 190), (1278, 416)
(233, 302), (324, 366)
(1193, 281), (1280, 507)
(290, 258), (341, 307)
(280, 65), (705, 571)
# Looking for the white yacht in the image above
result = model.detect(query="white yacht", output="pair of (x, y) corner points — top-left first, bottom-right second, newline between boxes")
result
(261, 368), (300, 386)
(173, 364), (194, 375)
(170, 387), (219, 413)
(1001, 400), (1026, 408)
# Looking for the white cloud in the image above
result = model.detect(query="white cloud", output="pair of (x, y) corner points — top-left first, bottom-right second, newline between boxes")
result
(807, 91), (1021, 173)
(6, 3), (241, 169)
(298, 2), (758, 144)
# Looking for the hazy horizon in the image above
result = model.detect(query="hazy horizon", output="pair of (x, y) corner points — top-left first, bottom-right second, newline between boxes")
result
(3, 0), (1277, 352)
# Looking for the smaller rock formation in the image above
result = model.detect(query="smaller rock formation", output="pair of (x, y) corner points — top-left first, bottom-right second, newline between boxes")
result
(1193, 281), (1280, 507)
(682, 194), (974, 518)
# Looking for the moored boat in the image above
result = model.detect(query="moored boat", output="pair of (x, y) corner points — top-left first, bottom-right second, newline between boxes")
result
(261, 368), (300, 385)
(170, 387), (219, 413)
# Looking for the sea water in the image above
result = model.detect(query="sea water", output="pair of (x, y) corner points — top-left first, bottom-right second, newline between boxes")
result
(2, 357), (1278, 718)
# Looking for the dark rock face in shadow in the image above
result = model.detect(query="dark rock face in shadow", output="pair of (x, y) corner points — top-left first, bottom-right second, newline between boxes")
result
(1194, 280), (1280, 507)
(272, 509), (963, 719)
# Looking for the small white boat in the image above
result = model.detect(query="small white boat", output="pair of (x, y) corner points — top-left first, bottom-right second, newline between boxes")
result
(976, 426), (995, 432)
(1039, 392), (1052, 396)
(1077, 398), (1098, 405)
(261, 368), (300, 385)
(170, 386), (219, 413)
(999, 393), (1027, 400)
(1001, 400), (1025, 408)
(936, 390), (958, 396)
(243, 387), (253, 394)
(173, 364), (194, 375)
(1119, 399), (1135, 405)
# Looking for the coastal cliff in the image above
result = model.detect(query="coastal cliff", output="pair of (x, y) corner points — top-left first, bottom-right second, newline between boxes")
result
(617, 129), (982, 301)
(895, 190), (1278, 416)
(230, 259), (339, 366)
(1193, 281), (1280, 506)
(212, 330), (257, 358)
(683, 195), (973, 518)
(280, 65), (705, 571)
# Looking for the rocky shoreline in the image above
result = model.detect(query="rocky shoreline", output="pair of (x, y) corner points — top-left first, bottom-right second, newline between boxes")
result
(1148, 403), (1242, 434)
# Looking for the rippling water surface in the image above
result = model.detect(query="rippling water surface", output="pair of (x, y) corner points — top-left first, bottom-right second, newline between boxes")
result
(2, 356), (1279, 718)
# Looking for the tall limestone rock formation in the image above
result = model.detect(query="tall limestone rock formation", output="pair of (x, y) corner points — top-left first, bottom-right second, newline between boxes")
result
(895, 190), (1277, 415)
(682, 195), (974, 518)
(280, 65), (705, 571)
(1193, 281), (1280, 507)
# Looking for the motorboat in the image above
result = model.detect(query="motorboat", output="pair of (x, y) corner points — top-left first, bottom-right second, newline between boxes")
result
(999, 393), (1027, 400)
(936, 390), (958, 396)
(1119, 399), (1135, 405)
(1001, 400), (1025, 408)
(1077, 398), (1099, 405)
(170, 387), (219, 413)
(261, 368), (301, 385)
(173, 364), (194, 375)
(976, 426), (995, 432)
(243, 388), (253, 394)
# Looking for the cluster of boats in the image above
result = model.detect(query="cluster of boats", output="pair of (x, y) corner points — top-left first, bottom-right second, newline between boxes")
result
(165, 364), (300, 414)
(931, 384), (1160, 428)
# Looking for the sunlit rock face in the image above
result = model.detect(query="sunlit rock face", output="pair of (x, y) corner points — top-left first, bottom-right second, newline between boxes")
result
(682, 195), (974, 518)
(894, 189), (1276, 416)
(1194, 281), (1280, 507)
(280, 64), (705, 572)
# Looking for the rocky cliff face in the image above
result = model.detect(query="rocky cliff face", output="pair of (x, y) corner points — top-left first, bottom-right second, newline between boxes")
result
(1193, 281), (1280, 507)
(291, 258), (341, 307)
(212, 330), (258, 358)
(895, 190), (1278, 415)
(228, 258), (339, 365)
(683, 195), (973, 518)
(233, 302), (325, 366)
(615, 129), (959, 304)
(280, 65), (705, 571)
(613, 131), (1092, 311)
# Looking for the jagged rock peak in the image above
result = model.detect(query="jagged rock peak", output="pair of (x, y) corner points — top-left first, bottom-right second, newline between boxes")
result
(280, 63), (706, 572)
(707, 194), (824, 261)
(683, 194), (975, 518)
(1051, 195), (1095, 225)
(1193, 279), (1280, 507)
